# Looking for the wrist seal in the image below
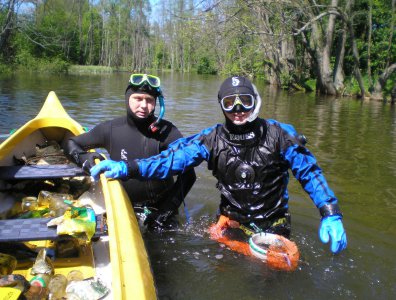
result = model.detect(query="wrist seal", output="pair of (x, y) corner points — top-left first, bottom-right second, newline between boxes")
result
(319, 203), (343, 218)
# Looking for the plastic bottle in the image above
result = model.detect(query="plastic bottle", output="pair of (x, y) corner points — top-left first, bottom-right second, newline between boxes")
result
(48, 274), (68, 300)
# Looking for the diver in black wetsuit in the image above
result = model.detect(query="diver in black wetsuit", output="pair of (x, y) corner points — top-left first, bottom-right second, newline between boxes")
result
(64, 74), (196, 231)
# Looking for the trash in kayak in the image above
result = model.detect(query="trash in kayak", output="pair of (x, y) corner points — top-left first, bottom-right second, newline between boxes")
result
(0, 141), (110, 299)
(0, 253), (17, 275)
(47, 206), (96, 241)
(0, 274), (30, 292)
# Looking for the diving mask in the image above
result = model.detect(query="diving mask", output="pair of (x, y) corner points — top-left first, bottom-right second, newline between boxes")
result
(220, 94), (255, 112)
(129, 74), (161, 88)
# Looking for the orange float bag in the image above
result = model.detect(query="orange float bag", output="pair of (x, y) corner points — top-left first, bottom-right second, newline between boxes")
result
(208, 215), (300, 271)
(248, 232), (299, 271)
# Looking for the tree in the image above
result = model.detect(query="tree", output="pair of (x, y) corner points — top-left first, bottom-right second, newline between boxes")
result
(0, 0), (17, 60)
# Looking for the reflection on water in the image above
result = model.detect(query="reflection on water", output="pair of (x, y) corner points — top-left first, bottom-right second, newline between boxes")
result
(1, 72), (396, 299)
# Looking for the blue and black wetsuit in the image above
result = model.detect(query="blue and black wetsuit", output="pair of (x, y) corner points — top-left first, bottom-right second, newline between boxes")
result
(127, 118), (338, 236)
(65, 114), (196, 213)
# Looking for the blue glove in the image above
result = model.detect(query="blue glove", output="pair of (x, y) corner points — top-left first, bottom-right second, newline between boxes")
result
(89, 160), (129, 181)
(319, 215), (347, 254)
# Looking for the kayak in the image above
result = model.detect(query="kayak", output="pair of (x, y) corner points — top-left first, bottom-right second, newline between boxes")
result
(0, 92), (156, 299)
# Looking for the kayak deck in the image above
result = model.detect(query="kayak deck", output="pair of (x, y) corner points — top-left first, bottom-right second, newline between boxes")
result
(0, 214), (107, 242)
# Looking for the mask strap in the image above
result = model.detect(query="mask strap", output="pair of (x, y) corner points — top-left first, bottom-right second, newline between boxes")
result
(247, 84), (261, 123)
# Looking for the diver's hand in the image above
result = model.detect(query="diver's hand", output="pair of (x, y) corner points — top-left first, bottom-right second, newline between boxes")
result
(319, 215), (347, 254)
(89, 160), (128, 181)
(80, 152), (105, 173)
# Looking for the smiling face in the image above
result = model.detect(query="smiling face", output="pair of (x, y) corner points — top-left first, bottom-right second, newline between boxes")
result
(128, 93), (156, 119)
(223, 110), (253, 125)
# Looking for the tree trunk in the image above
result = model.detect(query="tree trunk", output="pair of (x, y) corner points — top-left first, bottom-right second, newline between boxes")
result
(311, 0), (338, 95)
(333, 25), (347, 93)
(367, 0), (373, 87)
(371, 63), (396, 100)
(391, 82), (396, 104)
(78, 0), (84, 65)
(347, 17), (365, 98)
(385, 0), (395, 68)
(0, 0), (16, 56)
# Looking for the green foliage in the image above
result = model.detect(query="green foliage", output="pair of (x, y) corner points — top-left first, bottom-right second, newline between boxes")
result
(344, 76), (363, 96)
(0, 0), (394, 95)
(152, 41), (167, 70)
(197, 56), (217, 75)
(302, 79), (316, 92)
(68, 65), (113, 74)
(0, 61), (12, 75)
(15, 49), (69, 73)
(279, 72), (294, 89)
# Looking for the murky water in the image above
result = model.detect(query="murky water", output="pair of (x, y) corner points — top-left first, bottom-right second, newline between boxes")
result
(1, 72), (395, 299)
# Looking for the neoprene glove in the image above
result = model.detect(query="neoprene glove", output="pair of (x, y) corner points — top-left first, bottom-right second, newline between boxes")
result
(89, 160), (129, 181)
(144, 210), (174, 232)
(79, 152), (105, 173)
(319, 215), (347, 254)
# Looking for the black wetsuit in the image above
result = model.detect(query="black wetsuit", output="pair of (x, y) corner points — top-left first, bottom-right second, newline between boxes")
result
(128, 118), (339, 237)
(65, 114), (196, 213)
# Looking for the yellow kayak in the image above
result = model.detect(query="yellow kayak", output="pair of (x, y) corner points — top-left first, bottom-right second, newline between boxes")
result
(0, 92), (156, 299)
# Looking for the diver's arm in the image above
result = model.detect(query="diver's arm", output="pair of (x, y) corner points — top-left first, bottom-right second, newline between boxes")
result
(128, 135), (210, 180)
(63, 123), (108, 166)
(283, 143), (338, 210)
(281, 128), (347, 254)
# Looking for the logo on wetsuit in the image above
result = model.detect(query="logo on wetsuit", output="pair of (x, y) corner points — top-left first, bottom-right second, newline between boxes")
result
(121, 149), (128, 160)
(229, 131), (255, 141)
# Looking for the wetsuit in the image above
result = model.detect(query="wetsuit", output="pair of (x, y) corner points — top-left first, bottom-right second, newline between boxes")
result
(127, 118), (338, 237)
(65, 114), (196, 213)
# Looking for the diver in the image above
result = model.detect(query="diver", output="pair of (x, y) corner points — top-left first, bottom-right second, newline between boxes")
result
(89, 75), (347, 254)
(64, 73), (196, 231)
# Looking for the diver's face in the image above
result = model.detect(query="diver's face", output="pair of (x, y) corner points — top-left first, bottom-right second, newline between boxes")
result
(129, 93), (156, 119)
(223, 110), (252, 125)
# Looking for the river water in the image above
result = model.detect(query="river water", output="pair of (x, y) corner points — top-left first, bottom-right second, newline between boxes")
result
(1, 72), (395, 299)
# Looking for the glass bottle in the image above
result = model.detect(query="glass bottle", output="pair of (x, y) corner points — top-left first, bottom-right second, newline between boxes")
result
(21, 196), (38, 211)
(48, 274), (68, 300)
(66, 270), (84, 282)
(37, 191), (74, 216)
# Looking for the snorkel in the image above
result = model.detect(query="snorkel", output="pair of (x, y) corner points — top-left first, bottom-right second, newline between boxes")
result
(149, 88), (165, 133)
